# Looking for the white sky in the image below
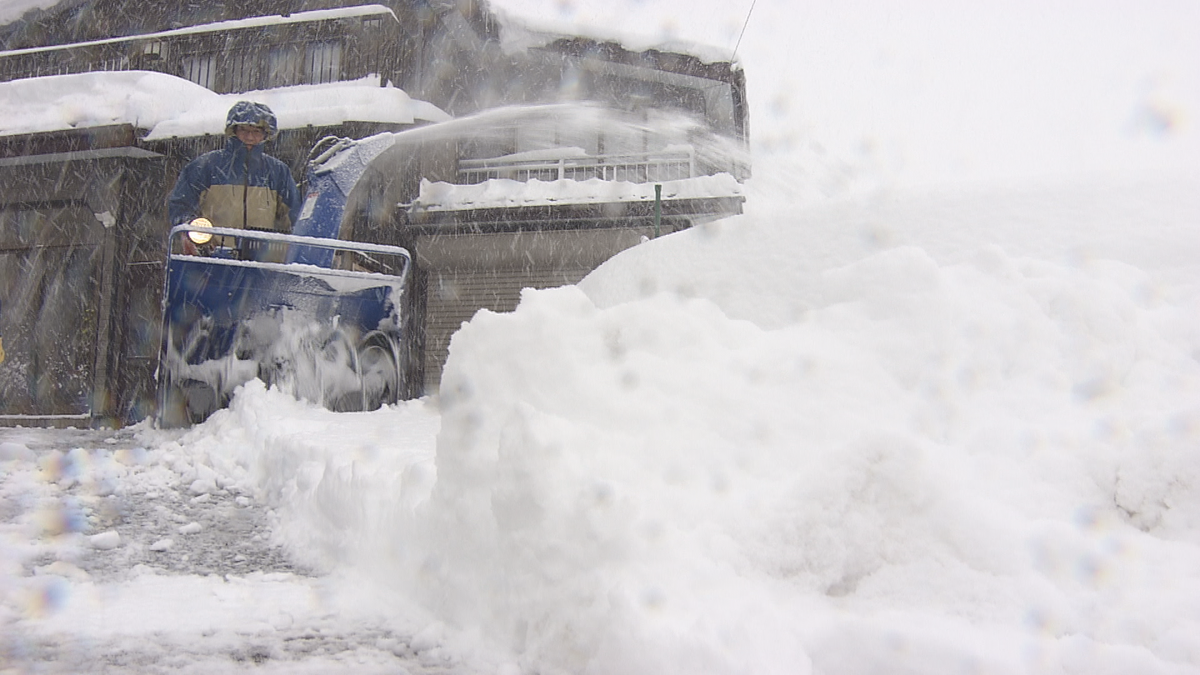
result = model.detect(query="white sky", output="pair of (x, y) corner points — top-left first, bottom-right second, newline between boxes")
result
(491, 0), (1200, 190)
(0, 0), (57, 26)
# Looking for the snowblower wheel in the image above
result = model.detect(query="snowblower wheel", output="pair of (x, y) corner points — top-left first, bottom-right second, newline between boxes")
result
(320, 329), (365, 412)
(159, 379), (221, 428)
(357, 331), (401, 411)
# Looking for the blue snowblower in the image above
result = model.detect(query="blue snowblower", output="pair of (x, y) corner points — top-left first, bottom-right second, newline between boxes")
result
(156, 155), (412, 426)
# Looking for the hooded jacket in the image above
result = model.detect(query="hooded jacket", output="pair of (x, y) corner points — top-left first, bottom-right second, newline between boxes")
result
(168, 136), (301, 232)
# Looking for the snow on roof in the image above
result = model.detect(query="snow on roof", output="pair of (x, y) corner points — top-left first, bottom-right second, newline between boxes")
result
(144, 75), (452, 140)
(489, 4), (737, 67)
(0, 69), (215, 137)
(413, 173), (743, 212)
(0, 4), (396, 57)
(0, 70), (449, 139)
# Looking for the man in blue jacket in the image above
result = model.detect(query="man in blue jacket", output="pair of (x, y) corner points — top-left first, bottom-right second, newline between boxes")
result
(168, 101), (301, 252)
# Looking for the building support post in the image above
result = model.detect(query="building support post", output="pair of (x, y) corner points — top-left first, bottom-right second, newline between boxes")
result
(653, 183), (662, 238)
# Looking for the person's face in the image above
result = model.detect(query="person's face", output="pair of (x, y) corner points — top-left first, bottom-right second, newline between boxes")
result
(235, 124), (267, 147)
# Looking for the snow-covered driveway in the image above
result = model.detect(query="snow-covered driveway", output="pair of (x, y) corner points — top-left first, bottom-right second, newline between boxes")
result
(1, 403), (499, 674)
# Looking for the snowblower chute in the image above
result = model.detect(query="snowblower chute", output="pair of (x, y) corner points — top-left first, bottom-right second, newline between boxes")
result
(156, 224), (411, 427)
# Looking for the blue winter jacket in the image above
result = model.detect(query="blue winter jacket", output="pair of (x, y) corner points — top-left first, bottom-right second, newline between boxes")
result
(168, 137), (301, 232)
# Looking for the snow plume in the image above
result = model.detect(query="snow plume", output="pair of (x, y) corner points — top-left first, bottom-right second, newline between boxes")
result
(365, 101), (749, 176)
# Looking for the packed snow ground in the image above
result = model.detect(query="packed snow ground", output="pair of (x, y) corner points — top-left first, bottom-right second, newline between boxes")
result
(3, 169), (1199, 674)
(1, 402), (491, 674)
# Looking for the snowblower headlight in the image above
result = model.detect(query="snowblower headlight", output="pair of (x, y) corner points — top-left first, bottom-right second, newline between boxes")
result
(187, 218), (214, 245)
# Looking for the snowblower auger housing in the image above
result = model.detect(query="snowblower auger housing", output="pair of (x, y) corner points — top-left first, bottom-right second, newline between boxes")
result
(156, 224), (411, 427)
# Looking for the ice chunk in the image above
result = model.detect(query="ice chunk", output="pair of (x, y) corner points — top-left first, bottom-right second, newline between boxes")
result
(89, 530), (122, 550)
(149, 538), (175, 552)
(178, 522), (203, 535)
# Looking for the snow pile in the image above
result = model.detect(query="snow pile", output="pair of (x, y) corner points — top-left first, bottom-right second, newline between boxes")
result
(415, 173), (743, 211)
(6, 174), (1196, 674)
(410, 177), (1200, 672)
(140, 171), (1200, 674)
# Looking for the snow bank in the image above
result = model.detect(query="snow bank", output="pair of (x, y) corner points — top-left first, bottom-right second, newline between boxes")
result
(135, 169), (1200, 674)
(89, 171), (1200, 674)
(408, 174), (1200, 674)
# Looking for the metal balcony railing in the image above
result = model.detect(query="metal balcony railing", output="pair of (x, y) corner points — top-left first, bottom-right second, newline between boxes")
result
(457, 147), (696, 185)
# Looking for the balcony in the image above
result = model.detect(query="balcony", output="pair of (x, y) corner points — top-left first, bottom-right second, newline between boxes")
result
(458, 146), (697, 185)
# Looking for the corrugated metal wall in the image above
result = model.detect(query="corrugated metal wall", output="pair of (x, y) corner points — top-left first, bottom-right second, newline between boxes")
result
(422, 267), (590, 393)
(412, 226), (651, 394)
(0, 156), (127, 420)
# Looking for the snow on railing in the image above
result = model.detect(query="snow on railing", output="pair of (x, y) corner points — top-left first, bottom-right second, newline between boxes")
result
(458, 147), (695, 185)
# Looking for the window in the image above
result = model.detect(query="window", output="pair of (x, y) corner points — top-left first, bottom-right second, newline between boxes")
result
(181, 53), (216, 90)
(305, 41), (342, 84)
(227, 49), (263, 92)
(141, 41), (163, 59)
(268, 45), (301, 88)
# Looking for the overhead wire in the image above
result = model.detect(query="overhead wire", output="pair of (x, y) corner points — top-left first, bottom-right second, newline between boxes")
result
(731, 0), (757, 63)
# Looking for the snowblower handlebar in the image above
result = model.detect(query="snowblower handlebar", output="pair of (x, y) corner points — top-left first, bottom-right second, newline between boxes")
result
(168, 224), (412, 279)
